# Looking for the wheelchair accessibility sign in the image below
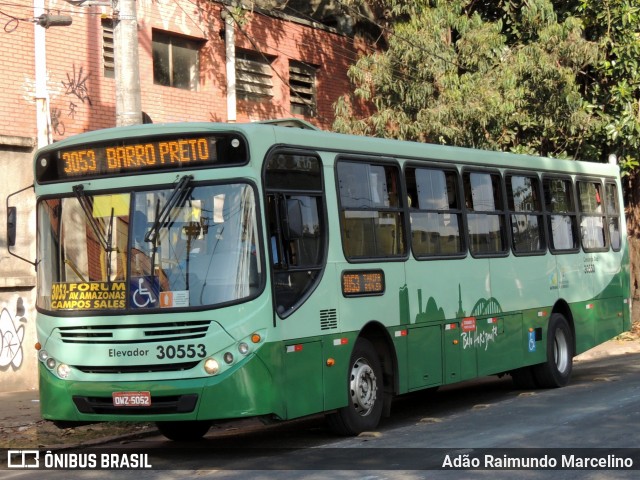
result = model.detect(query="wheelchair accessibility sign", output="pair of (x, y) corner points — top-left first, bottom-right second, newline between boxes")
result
(130, 277), (159, 309)
(528, 330), (537, 352)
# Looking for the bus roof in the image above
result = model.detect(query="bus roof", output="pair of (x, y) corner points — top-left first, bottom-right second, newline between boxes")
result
(39, 121), (620, 178)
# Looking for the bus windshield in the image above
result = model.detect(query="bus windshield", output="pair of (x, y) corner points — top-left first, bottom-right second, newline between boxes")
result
(37, 182), (262, 312)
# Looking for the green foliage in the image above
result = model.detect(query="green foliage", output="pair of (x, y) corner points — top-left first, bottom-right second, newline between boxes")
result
(333, 0), (604, 160)
(576, 0), (640, 176)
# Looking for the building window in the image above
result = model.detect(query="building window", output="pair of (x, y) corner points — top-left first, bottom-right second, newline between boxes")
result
(289, 61), (317, 116)
(102, 19), (114, 78)
(152, 31), (200, 90)
(236, 50), (274, 101)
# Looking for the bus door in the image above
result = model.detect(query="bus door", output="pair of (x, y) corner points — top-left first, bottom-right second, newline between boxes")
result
(577, 179), (625, 345)
(264, 150), (328, 419)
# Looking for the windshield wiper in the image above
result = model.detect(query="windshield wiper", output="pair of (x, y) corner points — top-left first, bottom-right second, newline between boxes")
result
(144, 175), (194, 244)
(142, 175), (194, 284)
(105, 207), (115, 282)
(72, 185), (116, 254)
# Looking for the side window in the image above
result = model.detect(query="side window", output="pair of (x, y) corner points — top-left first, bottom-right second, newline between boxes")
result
(463, 171), (507, 256)
(606, 183), (622, 251)
(578, 180), (607, 251)
(406, 167), (464, 257)
(337, 161), (406, 260)
(265, 153), (325, 316)
(543, 177), (579, 252)
(507, 174), (545, 254)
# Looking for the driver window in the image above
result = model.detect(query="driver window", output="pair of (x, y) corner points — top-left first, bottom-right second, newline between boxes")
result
(264, 152), (326, 316)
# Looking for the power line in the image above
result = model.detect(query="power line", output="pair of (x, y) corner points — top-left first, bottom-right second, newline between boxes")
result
(222, 4), (428, 123)
(269, 2), (456, 99)
(333, 0), (471, 73)
(223, 4), (333, 125)
(0, 9), (30, 32)
(170, 0), (209, 37)
(0, 7), (73, 32)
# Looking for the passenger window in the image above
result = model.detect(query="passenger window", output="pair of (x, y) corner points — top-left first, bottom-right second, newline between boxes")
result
(337, 161), (406, 259)
(463, 171), (507, 256)
(507, 174), (545, 254)
(406, 167), (464, 257)
(543, 177), (579, 252)
(606, 183), (621, 251)
(578, 180), (607, 251)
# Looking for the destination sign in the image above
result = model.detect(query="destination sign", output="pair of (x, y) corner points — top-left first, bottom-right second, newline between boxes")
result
(36, 133), (248, 182)
(341, 270), (385, 297)
(51, 281), (126, 310)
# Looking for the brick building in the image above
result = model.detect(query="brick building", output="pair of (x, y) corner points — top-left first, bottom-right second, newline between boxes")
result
(0, 0), (359, 392)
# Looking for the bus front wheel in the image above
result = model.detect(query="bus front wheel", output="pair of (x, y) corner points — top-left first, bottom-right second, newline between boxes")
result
(156, 420), (212, 441)
(327, 338), (384, 436)
(533, 313), (574, 388)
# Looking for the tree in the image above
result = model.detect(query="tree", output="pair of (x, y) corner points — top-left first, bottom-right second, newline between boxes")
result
(576, 1), (640, 168)
(335, 0), (640, 299)
(334, 0), (601, 159)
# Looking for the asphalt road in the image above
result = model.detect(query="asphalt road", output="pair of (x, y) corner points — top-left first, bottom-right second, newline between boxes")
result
(3, 350), (640, 479)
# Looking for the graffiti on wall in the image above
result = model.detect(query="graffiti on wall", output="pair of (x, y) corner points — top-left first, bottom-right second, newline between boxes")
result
(0, 298), (27, 371)
(61, 64), (92, 119)
(51, 106), (65, 136)
(43, 64), (93, 135)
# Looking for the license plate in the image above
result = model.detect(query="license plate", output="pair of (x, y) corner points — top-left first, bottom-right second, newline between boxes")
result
(112, 391), (151, 407)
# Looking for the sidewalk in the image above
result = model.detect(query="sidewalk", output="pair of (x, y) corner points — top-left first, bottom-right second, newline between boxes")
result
(0, 390), (156, 449)
(2, 337), (640, 449)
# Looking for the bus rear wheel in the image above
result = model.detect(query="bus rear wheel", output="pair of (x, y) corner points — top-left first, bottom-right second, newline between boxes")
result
(327, 338), (383, 436)
(533, 313), (574, 388)
(156, 420), (212, 441)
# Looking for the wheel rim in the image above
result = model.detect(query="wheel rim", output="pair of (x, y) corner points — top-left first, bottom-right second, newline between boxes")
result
(554, 329), (569, 374)
(349, 356), (378, 417)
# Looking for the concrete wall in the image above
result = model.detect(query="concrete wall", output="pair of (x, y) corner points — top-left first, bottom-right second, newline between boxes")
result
(0, 137), (37, 391)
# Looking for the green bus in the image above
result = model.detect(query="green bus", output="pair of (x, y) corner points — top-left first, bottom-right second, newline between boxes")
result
(9, 119), (630, 440)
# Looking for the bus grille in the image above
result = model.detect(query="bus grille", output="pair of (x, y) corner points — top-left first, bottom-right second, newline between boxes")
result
(56, 320), (211, 344)
(73, 394), (198, 415)
(75, 361), (199, 374)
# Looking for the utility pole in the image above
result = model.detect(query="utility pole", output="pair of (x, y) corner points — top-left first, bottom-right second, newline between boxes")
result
(112, 0), (142, 126)
(34, 0), (52, 148)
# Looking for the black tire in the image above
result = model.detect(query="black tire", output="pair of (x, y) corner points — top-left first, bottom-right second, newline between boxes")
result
(326, 338), (384, 436)
(532, 313), (574, 388)
(156, 420), (212, 441)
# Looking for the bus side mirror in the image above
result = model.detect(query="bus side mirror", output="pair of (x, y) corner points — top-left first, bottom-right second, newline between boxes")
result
(6, 184), (37, 268)
(7, 206), (16, 247)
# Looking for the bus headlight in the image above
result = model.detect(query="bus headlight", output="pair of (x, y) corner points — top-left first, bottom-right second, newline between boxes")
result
(45, 357), (56, 369)
(38, 349), (49, 362)
(204, 358), (219, 375)
(238, 342), (249, 356)
(223, 352), (234, 364)
(57, 364), (70, 379)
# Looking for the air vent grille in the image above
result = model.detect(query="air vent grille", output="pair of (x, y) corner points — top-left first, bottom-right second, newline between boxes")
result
(56, 321), (211, 344)
(320, 309), (338, 330)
